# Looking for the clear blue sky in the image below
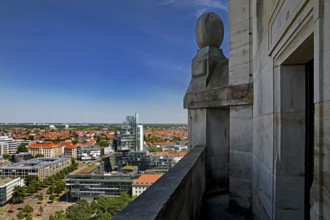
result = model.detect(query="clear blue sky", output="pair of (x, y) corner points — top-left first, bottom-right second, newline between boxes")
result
(0, 0), (228, 124)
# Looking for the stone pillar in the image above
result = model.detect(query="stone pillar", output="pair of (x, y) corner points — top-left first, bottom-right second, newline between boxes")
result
(184, 12), (230, 193)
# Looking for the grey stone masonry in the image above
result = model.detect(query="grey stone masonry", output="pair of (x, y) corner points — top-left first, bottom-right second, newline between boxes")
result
(184, 12), (253, 195)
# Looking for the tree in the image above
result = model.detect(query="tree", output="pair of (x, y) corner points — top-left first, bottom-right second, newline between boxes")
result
(65, 200), (93, 220)
(90, 192), (134, 218)
(54, 181), (65, 195)
(16, 143), (28, 153)
(98, 140), (109, 147)
(49, 194), (56, 202)
(26, 214), (33, 220)
(107, 191), (133, 216)
(38, 194), (44, 201)
(94, 212), (112, 220)
(34, 153), (44, 158)
(38, 206), (44, 216)
(47, 185), (54, 194)
(50, 210), (66, 220)
(22, 204), (33, 213)
(11, 186), (25, 204)
(2, 154), (11, 160)
(24, 176), (38, 186)
(16, 211), (24, 220)
(25, 183), (36, 195)
(149, 146), (158, 152)
(54, 210), (66, 219)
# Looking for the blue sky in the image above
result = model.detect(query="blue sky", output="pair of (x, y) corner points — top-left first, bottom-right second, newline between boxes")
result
(0, 0), (228, 124)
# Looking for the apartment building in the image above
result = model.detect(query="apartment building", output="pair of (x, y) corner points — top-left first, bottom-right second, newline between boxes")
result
(28, 143), (64, 157)
(63, 143), (77, 158)
(0, 136), (30, 155)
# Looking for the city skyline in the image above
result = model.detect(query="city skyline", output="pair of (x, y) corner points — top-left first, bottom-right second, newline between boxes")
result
(0, 0), (229, 124)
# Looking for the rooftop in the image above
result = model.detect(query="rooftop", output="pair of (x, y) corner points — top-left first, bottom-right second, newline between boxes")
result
(132, 174), (162, 186)
(0, 157), (70, 170)
(0, 177), (18, 186)
(28, 143), (60, 149)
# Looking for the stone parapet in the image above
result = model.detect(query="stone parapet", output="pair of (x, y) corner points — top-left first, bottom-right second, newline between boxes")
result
(112, 145), (206, 220)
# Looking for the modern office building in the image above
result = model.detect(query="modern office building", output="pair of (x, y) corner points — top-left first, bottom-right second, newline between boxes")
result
(115, 151), (174, 172)
(65, 160), (134, 199)
(114, 114), (144, 152)
(0, 157), (71, 180)
(76, 145), (101, 160)
(137, 125), (144, 151)
(0, 177), (24, 205)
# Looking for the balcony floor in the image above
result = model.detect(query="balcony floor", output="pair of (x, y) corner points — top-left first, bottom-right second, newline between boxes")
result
(202, 193), (252, 220)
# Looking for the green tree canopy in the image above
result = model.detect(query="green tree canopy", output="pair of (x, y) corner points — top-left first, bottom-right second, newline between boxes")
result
(16, 211), (24, 219)
(16, 143), (28, 153)
(98, 140), (109, 147)
(149, 146), (158, 152)
(34, 153), (44, 158)
(22, 204), (33, 213)
(2, 154), (11, 160)
(11, 186), (26, 204)
(49, 194), (56, 201)
(65, 200), (93, 220)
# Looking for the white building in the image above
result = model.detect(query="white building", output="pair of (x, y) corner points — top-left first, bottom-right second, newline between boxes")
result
(0, 136), (30, 155)
(0, 177), (24, 205)
(132, 174), (162, 197)
(137, 125), (144, 151)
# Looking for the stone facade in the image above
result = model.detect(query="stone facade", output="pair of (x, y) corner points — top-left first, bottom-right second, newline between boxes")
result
(185, 0), (330, 219)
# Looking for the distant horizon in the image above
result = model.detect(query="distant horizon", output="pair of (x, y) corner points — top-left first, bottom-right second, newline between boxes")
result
(0, 1), (228, 124)
(0, 122), (188, 125)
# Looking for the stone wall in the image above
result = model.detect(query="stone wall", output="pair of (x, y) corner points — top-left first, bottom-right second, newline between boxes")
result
(311, 0), (330, 219)
(228, 0), (253, 211)
(228, 0), (330, 219)
(112, 145), (206, 220)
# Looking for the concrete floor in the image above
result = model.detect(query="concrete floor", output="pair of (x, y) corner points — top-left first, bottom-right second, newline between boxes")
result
(201, 194), (252, 220)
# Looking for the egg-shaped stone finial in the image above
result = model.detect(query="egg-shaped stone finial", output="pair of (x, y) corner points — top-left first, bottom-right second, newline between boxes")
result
(195, 12), (224, 49)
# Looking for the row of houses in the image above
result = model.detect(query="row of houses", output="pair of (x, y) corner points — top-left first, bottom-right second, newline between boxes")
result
(0, 136), (102, 160)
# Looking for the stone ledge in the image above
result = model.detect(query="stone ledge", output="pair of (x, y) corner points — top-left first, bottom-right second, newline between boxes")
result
(112, 145), (206, 220)
(184, 83), (253, 109)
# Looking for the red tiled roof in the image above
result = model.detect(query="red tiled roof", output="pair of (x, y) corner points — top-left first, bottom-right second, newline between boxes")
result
(132, 174), (162, 186)
(28, 143), (60, 149)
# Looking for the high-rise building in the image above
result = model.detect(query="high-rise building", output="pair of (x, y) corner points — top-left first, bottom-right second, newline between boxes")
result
(114, 114), (144, 152)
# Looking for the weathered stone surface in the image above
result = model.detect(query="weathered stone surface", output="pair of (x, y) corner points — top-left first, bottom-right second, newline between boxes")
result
(112, 146), (206, 220)
(184, 83), (253, 109)
(195, 12), (224, 49)
(189, 46), (228, 91)
(206, 109), (229, 192)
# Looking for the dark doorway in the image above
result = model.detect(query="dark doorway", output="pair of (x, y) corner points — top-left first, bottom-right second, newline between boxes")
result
(305, 59), (314, 220)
